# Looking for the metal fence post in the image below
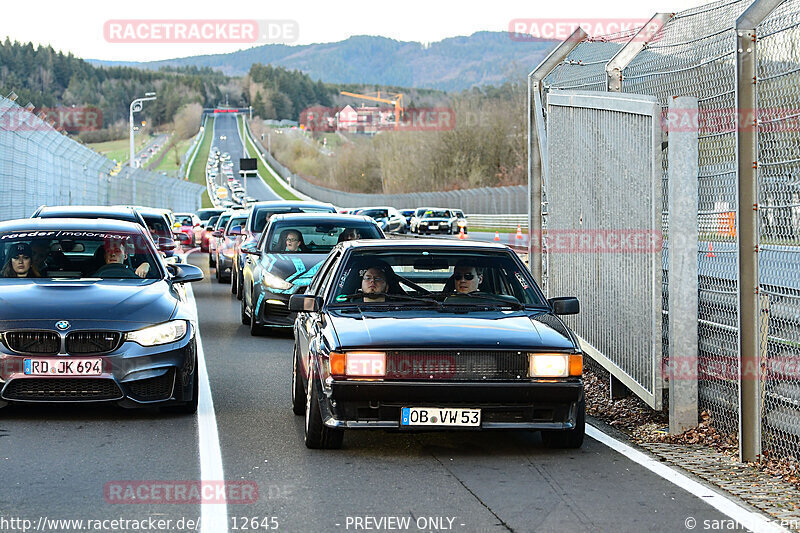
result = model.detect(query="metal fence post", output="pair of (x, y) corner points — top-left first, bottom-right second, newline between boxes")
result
(528, 27), (586, 283)
(606, 14), (673, 91)
(735, 0), (782, 462)
(668, 96), (699, 434)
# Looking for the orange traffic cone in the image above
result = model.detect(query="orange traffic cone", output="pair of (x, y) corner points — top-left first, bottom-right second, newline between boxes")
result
(458, 228), (467, 240)
(706, 243), (716, 258)
(516, 225), (523, 240)
(494, 231), (501, 241)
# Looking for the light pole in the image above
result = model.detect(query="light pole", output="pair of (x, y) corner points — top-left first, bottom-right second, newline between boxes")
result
(129, 92), (157, 202)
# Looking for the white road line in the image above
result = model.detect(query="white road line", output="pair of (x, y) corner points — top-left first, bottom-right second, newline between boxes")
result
(183, 253), (228, 533)
(586, 424), (787, 533)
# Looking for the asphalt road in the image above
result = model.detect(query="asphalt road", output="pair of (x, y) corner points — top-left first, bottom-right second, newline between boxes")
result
(0, 249), (746, 533)
(211, 114), (281, 202)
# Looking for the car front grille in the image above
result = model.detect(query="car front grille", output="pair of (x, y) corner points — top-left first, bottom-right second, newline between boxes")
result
(4, 331), (60, 355)
(66, 331), (121, 355)
(3, 378), (122, 401)
(264, 302), (291, 318)
(385, 351), (528, 380)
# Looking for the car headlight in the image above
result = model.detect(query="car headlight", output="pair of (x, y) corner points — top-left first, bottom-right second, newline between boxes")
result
(126, 320), (188, 346)
(528, 353), (582, 377)
(330, 351), (386, 378)
(261, 270), (293, 290)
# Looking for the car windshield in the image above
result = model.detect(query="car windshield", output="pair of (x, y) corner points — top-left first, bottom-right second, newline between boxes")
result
(143, 216), (170, 239)
(0, 230), (160, 280)
(226, 217), (248, 234)
(215, 214), (232, 230)
(252, 207), (334, 233)
(330, 250), (547, 307)
(264, 222), (382, 253)
(424, 210), (449, 218)
(360, 209), (388, 219)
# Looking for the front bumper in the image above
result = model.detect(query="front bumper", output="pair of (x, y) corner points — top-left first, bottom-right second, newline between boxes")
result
(317, 379), (584, 430)
(418, 225), (450, 234)
(0, 329), (196, 408)
(253, 289), (295, 327)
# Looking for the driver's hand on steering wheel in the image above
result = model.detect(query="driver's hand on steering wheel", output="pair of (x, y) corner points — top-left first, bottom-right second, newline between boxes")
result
(135, 263), (150, 278)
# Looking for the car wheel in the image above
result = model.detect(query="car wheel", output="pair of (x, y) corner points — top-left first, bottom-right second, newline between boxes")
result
(304, 374), (343, 449)
(240, 292), (249, 325)
(542, 398), (585, 449)
(231, 269), (237, 294)
(250, 298), (266, 336)
(291, 346), (306, 416)
(236, 274), (243, 300)
(210, 253), (216, 269)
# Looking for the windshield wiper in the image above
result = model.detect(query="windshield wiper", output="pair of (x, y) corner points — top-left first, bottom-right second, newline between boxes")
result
(439, 292), (524, 310)
(335, 292), (441, 308)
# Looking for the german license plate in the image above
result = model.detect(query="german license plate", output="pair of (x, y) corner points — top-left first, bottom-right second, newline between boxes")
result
(24, 358), (102, 376)
(428, 225), (439, 230)
(401, 407), (481, 427)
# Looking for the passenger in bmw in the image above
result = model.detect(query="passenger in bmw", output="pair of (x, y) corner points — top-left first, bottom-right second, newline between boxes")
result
(96, 238), (151, 278)
(1, 243), (40, 278)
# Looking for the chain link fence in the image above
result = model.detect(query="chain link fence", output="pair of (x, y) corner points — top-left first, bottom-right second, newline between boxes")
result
(534, 0), (800, 459)
(755, 0), (800, 460)
(0, 96), (204, 222)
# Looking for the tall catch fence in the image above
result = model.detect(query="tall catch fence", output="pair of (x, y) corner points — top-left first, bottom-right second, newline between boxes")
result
(530, 0), (800, 461)
(0, 95), (204, 221)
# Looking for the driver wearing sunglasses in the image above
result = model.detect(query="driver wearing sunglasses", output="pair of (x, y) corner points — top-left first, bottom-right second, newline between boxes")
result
(452, 263), (483, 294)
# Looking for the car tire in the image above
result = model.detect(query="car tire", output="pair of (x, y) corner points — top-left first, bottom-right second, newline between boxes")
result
(291, 346), (306, 416)
(236, 274), (243, 300)
(241, 292), (250, 325)
(542, 398), (585, 449)
(231, 269), (238, 294)
(210, 253), (216, 269)
(304, 374), (343, 449)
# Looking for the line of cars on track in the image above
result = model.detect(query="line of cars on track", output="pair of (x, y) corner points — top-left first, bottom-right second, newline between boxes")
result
(0, 200), (585, 452)
(203, 200), (586, 450)
(341, 206), (469, 235)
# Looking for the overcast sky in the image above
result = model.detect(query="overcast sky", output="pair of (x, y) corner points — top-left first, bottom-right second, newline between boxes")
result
(2, 0), (710, 62)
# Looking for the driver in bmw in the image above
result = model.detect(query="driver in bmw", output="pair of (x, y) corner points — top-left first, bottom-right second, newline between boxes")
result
(100, 238), (150, 278)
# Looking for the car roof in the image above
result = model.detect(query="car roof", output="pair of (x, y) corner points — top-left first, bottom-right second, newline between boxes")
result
(250, 200), (336, 211)
(268, 213), (375, 224)
(0, 217), (148, 234)
(338, 238), (510, 251)
(35, 205), (140, 222)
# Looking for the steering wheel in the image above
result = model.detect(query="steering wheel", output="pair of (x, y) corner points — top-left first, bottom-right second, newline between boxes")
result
(93, 263), (138, 279)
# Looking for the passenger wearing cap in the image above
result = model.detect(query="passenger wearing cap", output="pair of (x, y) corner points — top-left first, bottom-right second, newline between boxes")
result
(2, 243), (40, 278)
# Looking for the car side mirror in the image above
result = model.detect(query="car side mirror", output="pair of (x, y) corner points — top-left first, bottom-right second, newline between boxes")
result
(158, 237), (176, 252)
(240, 241), (258, 255)
(289, 294), (322, 312)
(168, 263), (204, 283)
(173, 232), (191, 244)
(549, 297), (579, 315)
(212, 230), (223, 238)
(228, 225), (243, 236)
